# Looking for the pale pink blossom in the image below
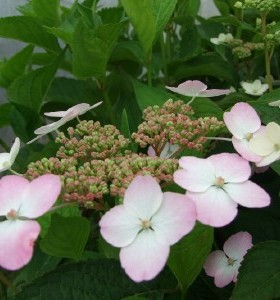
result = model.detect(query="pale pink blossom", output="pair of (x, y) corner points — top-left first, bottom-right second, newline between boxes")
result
(223, 102), (263, 162)
(27, 102), (102, 144)
(249, 122), (280, 166)
(173, 153), (270, 227)
(0, 174), (61, 270)
(44, 102), (102, 118)
(166, 80), (231, 100)
(0, 138), (20, 172)
(241, 80), (268, 96)
(99, 175), (196, 282)
(204, 232), (253, 288)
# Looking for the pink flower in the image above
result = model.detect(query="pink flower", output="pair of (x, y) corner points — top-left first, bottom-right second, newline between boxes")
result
(44, 102), (102, 118)
(223, 102), (263, 162)
(99, 175), (196, 282)
(27, 102), (102, 144)
(204, 232), (253, 288)
(0, 138), (20, 172)
(0, 174), (61, 270)
(173, 153), (270, 227)
(166, 80), (231, 98)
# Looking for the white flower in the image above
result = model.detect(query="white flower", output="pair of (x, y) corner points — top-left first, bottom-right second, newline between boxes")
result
(210, 33), (234, 45)
(268, 100), (280, 107)
(249, 122), (280, 166)
(240, 80), (269, 96)
(0, 138), (20, 172)
(147, 142), (181, 158)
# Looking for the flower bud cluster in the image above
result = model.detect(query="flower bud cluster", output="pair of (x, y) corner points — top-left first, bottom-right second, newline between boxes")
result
(230, 40), (264, 59)
(56, 120), (130, 160)
(132, 99), (224, 156)
(243, 0), (280, 12)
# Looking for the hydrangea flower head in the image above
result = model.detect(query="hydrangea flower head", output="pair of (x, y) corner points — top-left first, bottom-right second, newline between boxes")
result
(249, 122), (280, 166)
(0, 174), (61, 270)
(204, 232), (253, 288)
(210, 33), (234, 45)
(174, 153), (270, 227)
(99, 175), (196, 282)
(241, 79), (268, 96)
(0, 138), (20, 172)
(223, 102), (263, 162)
(165, 80), (231, 98)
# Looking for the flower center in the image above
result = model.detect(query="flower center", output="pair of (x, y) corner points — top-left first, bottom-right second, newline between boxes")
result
(227, 257), (236, 266)
(245, 132), (253, 141)
(141, 219), (152, 230)
(6, 209), (18, 220)
(215, 176), (225, 187)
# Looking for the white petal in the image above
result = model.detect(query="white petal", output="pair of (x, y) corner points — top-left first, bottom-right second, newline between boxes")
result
(9, 137), (20, 166)
(0, 153), (12, 172)
(232, 137), (262, 162)
(266, 122), (280, 144)
(124, 176), (163, 220)
(256, 151), (280, 167)
(120, 229), (170, 282)
(269, 100), (280, 107)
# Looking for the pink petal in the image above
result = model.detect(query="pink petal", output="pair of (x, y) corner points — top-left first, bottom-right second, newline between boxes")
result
(224, 181), (270, 208)
(232, 137), (262, 162)
(223, 102), (261, 139)
(147, 146), (156, 157)
(199, 88), (231, 97)
(223, 232), (253, 260)
(120, 229), (170, 282)
(214, 265), (237, 288)
(99, 205), (141, 248)
(44, 110), (68, 118)
(166, 80), (207, 97)
(174, 157), (215, 192)
(0, 176), (30, 216)
(124, 176), (163, 221)
(0, 220), (40, 270)
(152, 192), (196, 245)
(204, 250), (227, 277)
(208, 153), (251, 183)
(188, 187), (238, 227)
(256, 151), (280, 167)
(19, 174), (61, 218)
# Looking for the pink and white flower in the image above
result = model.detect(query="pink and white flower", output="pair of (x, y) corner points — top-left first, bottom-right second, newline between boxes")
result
(173, 153), (270, 227)
(0, 174), (61, 270)
(0, 138), (20, 172)
(249, 122), (280, 166)
(204, 231), (253, 288)
(99, 175), (196, 282)
(223, 102), (263, 162)
(165, 80), (231, 100)
(27, 102), (102, 144)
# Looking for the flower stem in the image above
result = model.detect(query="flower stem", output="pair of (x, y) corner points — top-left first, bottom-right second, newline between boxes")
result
(186, 96), (196, 106)
(262, 13), (273, 92)
(47, 202), (77, 213)
(0, 271), (17, 295)
(206, 137), (232, 142)
(9, 169), (24, 176)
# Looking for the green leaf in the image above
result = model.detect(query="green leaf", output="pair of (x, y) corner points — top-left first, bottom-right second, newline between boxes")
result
(132, 79), (176, 111)
(191, 98), (224, 119)
(72, 20), (123, 78)
(271, 160), (280, 176)
(111, 41), (145, 64)
(231, 241), (280, 300)
(176, 0), (200, 17)
(98, 236), (120, 260)
(14, 259), (175, 299)
(0, 103), (12, 128)
(8, 50), (64, 112)
(40, 214), (90, 260)
(168, 223), (214, 292)
(168, 54), (238, 85)
(0, 45), (34, 88)
(120, 108), (137, 152)
(180, 27), (202, 61)
(121, 0), (177, 53)
(18, 0), (60, 26)
(0, 16), (60, 52)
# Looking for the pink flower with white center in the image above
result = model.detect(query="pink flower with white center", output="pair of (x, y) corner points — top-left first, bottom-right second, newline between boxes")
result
(0, 138), (20, 172)
(223, 102), (263, 162)
(173, 153), (270, 227)
(99, 175), (196, 282)
(44, 102), (102, 118)
(166, 80), (231, 105)
(249, 122), (280, 167)
(204, 231), (253, 288)
(0, 174), (61, 270)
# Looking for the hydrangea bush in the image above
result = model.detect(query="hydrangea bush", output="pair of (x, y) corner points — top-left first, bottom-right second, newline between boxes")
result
(0, 0), (280, 299)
